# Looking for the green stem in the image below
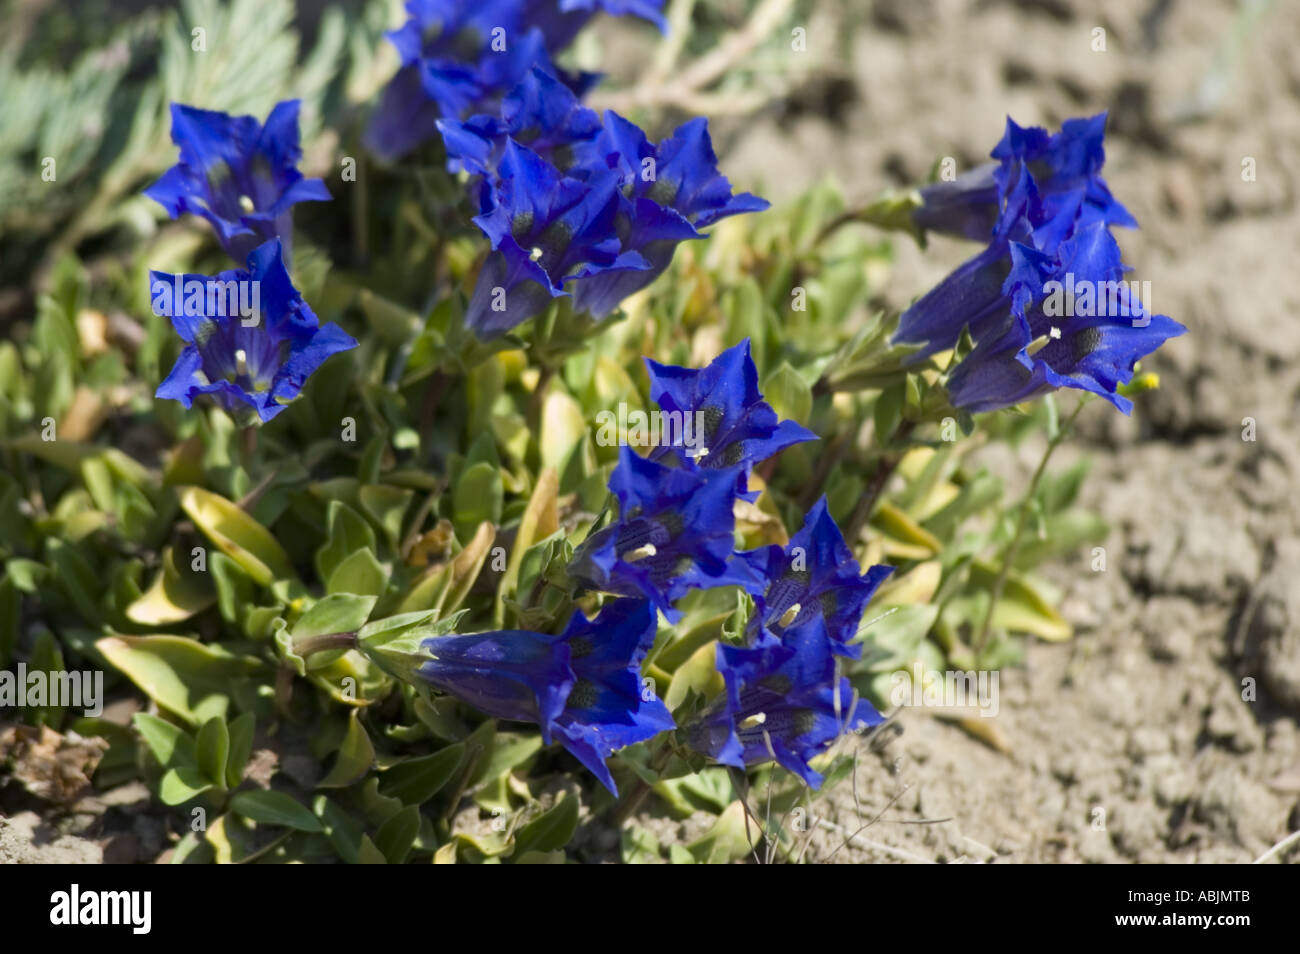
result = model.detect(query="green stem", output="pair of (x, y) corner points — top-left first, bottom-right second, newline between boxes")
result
(239, 424), (258, 479)
(845, 418), (916, 547)
(974, 398), (1087, 656)
(293, 631), (358, 658)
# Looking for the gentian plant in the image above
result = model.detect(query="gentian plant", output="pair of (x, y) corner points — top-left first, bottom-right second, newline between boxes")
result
(0, 0), (1185, 865)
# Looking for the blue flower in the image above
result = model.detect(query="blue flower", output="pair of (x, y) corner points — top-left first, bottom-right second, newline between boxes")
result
(551, 598), (675, 793)
(567, 114), (770, 318)
(418, 625), (575, 735)
(644, 339), (815, 498)
(145, 101), (329, 263)
(944, 218), (1185, 413)
(912, 164), (1002, 243)
(364, 0), (663, 160)
(365, 2), (558, 160)
(745, 497), (893, 659)
(569, 446), (761, 622)
(688, 619), (882, 788)
(990, 113), (1137, 234)
(897, 113), (1138, 361)
(913, 112), (1135, 243)
(438, 66), (604, 176)
(897, 150), (1099, 361)
(418, 599), (672, 793)
(446, 93), (767, 334)
(153, 239), (356, 423)
(465, 140), (651, 337)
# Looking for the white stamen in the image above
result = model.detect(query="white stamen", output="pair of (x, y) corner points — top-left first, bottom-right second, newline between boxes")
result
(1049, 325), (1062, 340)
(530, 246), (544, 262)
(235, 348), (248, 377)
(1025, 334), (1051, 357)
(623, 543), (657, 562)
(778, 603), (802, 628)
(739, 712), (767, 730)
(238, 195), (255, 213)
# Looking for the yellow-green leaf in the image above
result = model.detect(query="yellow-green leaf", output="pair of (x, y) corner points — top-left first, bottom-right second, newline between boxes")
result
(177, 486), (294, 586)
(125, 546), (215, 625)
(98, 634), (261, 727)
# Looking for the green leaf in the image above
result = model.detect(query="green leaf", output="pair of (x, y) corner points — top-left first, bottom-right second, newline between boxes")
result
(540, 389), (589, 476)
(762, 363), (813, 426)
(621, 826), (662, 864)
(513, 794), (579, 856)
(229, 791), (323, 832)
(318, 712), (375, 789)
(452, 461), (503, 544)
(290, 594), (377, 647)
(125, 545), (215, 625)
(225, 713), (256, 789)
(968, 560), (1072, 642)
(99, 635), (260, 727)
(195, 716), (230, 789)
(495, 467), (559, 624)
(685, 801), (753, 864)
(133, 711), (196, 767)
(178, 486), (295, 585)
(857, 605), (940, 672)
(514, 850), (565, 864)
(326, 548), (386, 596)
(374, 805), (420, 864)
(314, 501), (376, 582)
(475, 732), (543, 786)
(873, 381), (905, 445)
(359, 484), (413, 553)
(378, 743), (465, 805)
(396, 521), (495, 617)
(313, 795), (365, 864)
(45, 539), (102, 625)
(357, 835), (388, 864)
(357, 289), (421, 346)
(159, 766), (215, 806)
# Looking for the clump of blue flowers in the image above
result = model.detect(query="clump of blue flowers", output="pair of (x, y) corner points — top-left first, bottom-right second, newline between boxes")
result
(81, 0), (1193, 865)
(565, 339), (892, 785)
(454, 99), (767, 336)
(899, 112), (1185, 413)
(365, 0), (666, 161)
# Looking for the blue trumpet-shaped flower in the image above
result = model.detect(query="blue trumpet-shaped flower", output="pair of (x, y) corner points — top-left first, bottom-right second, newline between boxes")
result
(418, 599), (672, 793)
(945, 218), (1185, 413)
(550, 598), (675, 793)
(418, 624), (575, 735)
(745, 497), (893, 659)
(897, 114), (1133, 360)
(465, 140), (650, 337)
(439, 67), (604, 177)
(569, 446), (761, 622)
(568, 113), (770, 318)
(913, 112), (1135, 243)
(897, 155), (1093, 360)
(644, 339), (815, 497)
(688, 618), (882, 788)
(364, 0), (663, 161)
(145, 101), (330, 263)
(153, 239), (356, 422)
